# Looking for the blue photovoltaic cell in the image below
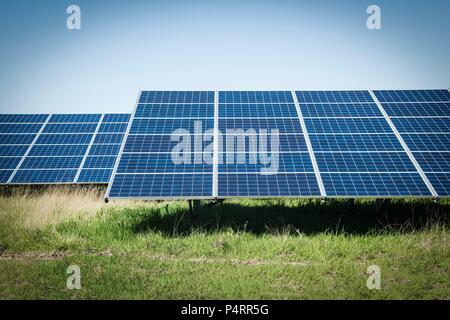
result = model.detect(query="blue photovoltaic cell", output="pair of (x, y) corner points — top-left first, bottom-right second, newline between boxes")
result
(77, 169), (113, 183)
(322, 173), (431, 197)
(304, 118), (392, 134)
(130, 118), (214, 134)
(413, 152), (450, 172)
(11, 169), (78, 184)
(425, 173), (450, 196)
(0, 145), (29, 156)
(315, 152), (416, 172)
(310, 134), (403, 152)
(374, 90), (450, 103)
(117, 153), (213, 174)
(0, 123), (43, 134)
(139, 91), (214, 104)
(99, 123), (128, 133)
(36, 133), (93, 145)
(382, 102), (450, 117)
(219, 118), (301, 133)
(391, 118), (450, 133)
(218, 173), (320, 197)
(83, 156), (118, 169)
(21, 157), (83, 169)
(43, 123), (98, 134)
(296, 91), (373, 104)
(0, 157), (21, 170)
(219, 104), (298, 118)
(89, 144), (121, 156)
(402, 134), (450, 152)
(218, 152), (313, 173)
(135, 104), (214, 118)
(28, 144), (88, 156)
(300, 103), (382, 118)
(109, 173), (213, 198)
(0, 170), (13, 183)
(124, 135), (213, 153)
(0, 114), (48, 123)
(0, 134), (36, 145)
(103, 113), (131, 123)
(219, 91), (293, 104)
(94, 134), (125, 144)
(49, 114), (101, 123)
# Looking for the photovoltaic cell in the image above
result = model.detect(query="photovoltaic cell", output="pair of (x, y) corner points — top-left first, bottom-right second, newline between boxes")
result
(0, 170), (13, 183)
(11, 169), (78, 184)
(322, 173), (431, 197)
(373, 90), (450, 103)
(77, 169), (114, 183)
(0, 114), (48, 123)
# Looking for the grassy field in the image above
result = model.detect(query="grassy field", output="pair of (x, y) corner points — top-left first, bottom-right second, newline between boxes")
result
(0, 187), (449, 299)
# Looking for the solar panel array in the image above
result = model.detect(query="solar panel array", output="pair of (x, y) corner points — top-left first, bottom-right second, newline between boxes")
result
(374, 89), (450, 196)
(1, 89), (449, 199)
(0, 114), (129, 184)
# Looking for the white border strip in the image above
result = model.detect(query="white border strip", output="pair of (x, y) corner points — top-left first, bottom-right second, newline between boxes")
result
(369, 90), (438, 198)
(104, 92), (141, 200)
(74, 113), (105, 183)
(291, 91), (327, 198)
(7, 114), (53, 184)
(212, 90), (219, 198)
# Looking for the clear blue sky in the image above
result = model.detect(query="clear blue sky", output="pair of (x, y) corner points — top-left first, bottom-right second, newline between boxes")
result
(0, 0), (449, 113)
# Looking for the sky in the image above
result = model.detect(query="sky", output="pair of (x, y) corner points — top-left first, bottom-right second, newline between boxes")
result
(0, 0), (449, 114)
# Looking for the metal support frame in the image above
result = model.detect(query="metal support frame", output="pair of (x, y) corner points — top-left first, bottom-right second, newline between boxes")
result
(74, 113), (105, 183)
(7, 114), (53, 184)
(291, 90), (327, 198)
(369, 90), (438, 199)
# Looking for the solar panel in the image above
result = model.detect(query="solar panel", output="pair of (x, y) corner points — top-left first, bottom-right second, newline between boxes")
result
(106, 92), (215, 199)
(216, 91), (321, 198)
(374, 89), (450, 196)
(0, 113), (130, 185)
(297, 90), (432, 197)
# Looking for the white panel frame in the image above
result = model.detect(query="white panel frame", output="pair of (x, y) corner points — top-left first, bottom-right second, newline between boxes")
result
(7, 114), (53, 184)
(369, 90), (438, 198)
(291, 90), (327, 198)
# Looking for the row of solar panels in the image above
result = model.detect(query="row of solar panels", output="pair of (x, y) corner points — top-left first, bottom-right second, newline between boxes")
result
(0, 113), (130, 184)
(104, 89), (450, 199)
(1, 90), (449, 199)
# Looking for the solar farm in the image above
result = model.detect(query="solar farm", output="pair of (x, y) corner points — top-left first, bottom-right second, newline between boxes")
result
(1, 90), (449, 200)
(1, 90), (449, 299)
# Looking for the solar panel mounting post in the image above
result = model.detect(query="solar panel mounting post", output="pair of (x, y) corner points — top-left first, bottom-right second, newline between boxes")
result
(291, 90), (327, 199)
(369, 90), (439, 199)
(7, 113), (53, 184)
(104, 92), (141, 202)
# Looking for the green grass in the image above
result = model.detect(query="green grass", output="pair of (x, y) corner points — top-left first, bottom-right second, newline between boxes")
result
(0, 187), (449, 299)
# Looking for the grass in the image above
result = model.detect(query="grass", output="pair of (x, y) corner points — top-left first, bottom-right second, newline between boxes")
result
(0, 186), (449, 299)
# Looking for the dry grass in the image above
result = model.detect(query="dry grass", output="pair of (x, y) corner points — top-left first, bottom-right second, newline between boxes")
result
(0, 187), (106, 230)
